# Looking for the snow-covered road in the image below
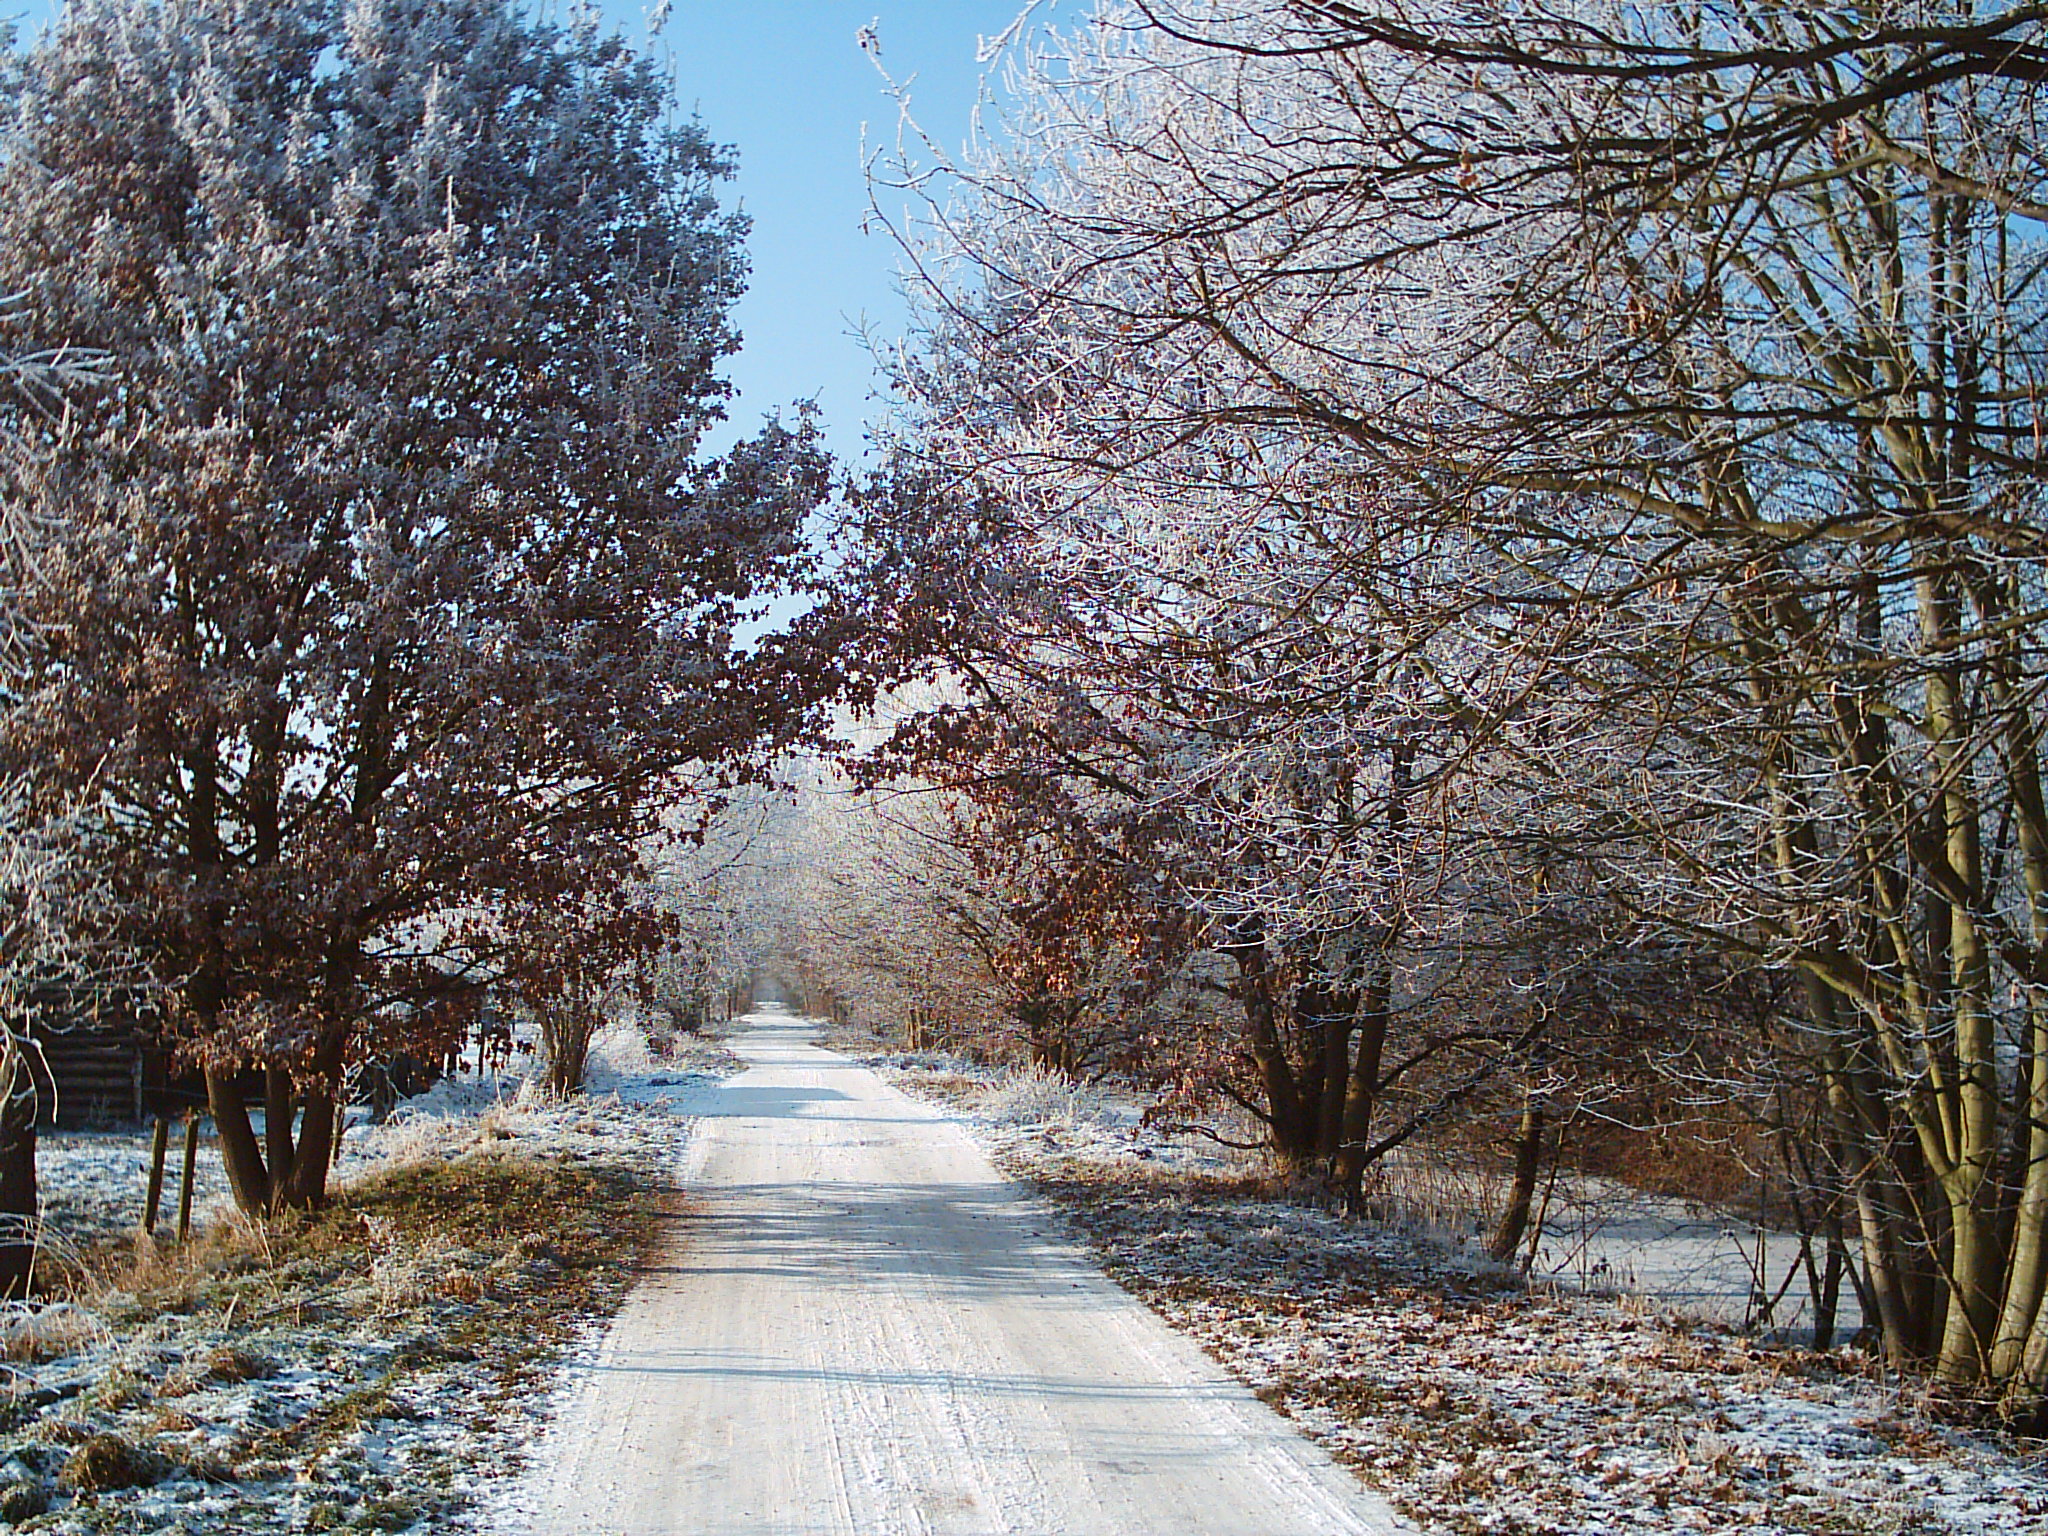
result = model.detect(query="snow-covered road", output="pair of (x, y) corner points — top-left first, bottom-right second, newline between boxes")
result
(512, 1009), (1405, 1536)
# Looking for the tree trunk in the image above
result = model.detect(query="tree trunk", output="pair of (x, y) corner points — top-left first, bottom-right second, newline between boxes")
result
(1489, 1091), (1546, 1265)
(1804, 971), (1941, 1363)
(544, 1009), (594, 1098)
(1993, 1008), (2048, 1388)
(281, 1085), (339, 1209)
(1228, 936), (1315, 1169)
(1911, 548), (2005, 1384)
(0, 1038), (39, 1298)
(1332, 947), (1391, 1209)
(1307, 980), (1353, 1165)
(205, 1062), (344, 1216)
(1019, 994), (1072, 1074)
(1333, 744), (1408, 1205)
(1813, 1218), (1847, 1352)
(1985, 616), (2048, 1397)
(263, 1066), (297, 1206)
(208, 1065), (274, 1218)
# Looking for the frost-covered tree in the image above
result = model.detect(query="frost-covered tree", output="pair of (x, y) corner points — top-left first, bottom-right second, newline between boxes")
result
(637, 790), (795, 1033)
(0, 0), (838, 1214)
(789, 763), (1177, 1072)
(857, 0), (2048, 1409)
(0, 299), (118, 1294)
(853, 11), (1626, 1198)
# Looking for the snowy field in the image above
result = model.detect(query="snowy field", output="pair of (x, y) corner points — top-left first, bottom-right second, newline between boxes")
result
(1519, 1176), (1861, 1341)
(875, 1054), (2048, 1536)
(0, 1025), (738, 1534)
(35, 1131), (237, 1257)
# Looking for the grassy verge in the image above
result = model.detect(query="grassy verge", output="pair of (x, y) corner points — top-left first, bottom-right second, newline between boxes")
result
(1, 1121), (678, 1534)
(886, 1059), (2048, 1536)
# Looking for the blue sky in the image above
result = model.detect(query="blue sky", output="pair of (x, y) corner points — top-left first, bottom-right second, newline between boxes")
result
(615, 1), (1035, 469)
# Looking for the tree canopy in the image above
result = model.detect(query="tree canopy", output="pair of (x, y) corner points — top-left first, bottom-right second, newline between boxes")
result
(0, 0), (839, 1213)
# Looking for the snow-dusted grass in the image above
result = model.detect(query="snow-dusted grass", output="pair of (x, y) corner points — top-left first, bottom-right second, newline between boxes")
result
(36, 1130), (238, 1252)
(973, 1061), (1125, 1130)
(894, 1057), (2048, 1536)
(0, 1027), (733, 1533)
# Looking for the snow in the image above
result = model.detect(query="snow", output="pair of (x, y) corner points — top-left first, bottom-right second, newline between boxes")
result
(505, 1009), (1406, 1536)
(0, 1021), (737, 1534)
(37, 1130), (237, 1252)
(11, 1017), (2043, 1535)
(1513, 1176), (1863, 1340)
(880, 1053), (2048, 1536)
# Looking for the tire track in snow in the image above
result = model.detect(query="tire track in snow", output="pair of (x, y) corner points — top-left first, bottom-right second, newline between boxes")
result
(512, 1009), (1410, 1536)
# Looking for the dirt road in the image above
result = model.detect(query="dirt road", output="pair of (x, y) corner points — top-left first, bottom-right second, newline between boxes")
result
(512, 1010), (1406, 1535)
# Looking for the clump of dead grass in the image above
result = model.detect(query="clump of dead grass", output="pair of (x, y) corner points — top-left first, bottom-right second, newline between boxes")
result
(202, 1342), (277, 1383)
(66, 1146), (655, 1321)
(57, 1430), (169, 1493)
(0, 1302), (106, 1364)
(0, 1476), (45, 1521)
(976, 1064), (1121, 1130)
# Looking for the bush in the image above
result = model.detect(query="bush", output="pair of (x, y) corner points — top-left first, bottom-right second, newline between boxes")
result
(0, 1476), (45, 1521)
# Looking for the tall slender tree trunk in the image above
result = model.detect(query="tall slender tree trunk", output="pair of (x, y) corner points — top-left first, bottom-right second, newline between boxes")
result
(1333, 946), (1392, 1209)
(1808, 979), (1932, 1363)
(2003, 1001), (2048, 1408)
(1984, 621), (2048, 1394)
(263, 1066), (297, 1206)
(1812, 1216), (1848, 1352)
(1915, 548), (2004, 1383)
(1332, 742), (1408, 1208)
(0, 1037), (41, 1298)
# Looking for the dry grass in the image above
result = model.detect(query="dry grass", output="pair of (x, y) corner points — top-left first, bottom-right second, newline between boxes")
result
(964, 1127), (2044, 1536)
(604, 1016), (744, 1084)
(974, 1064), (1122, 1129)
(814, 1017), (898, 1055)
(0, 1302), (107, 1364)
(1357, 1151), (1506, 1247)
(56, 1431), (170, 1493)
(68, 1147), (659, 1315)
(0, 1141), (678, 1532)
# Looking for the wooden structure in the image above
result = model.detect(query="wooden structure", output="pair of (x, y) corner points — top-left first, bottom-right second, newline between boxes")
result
(29, 1018), (192, 1129)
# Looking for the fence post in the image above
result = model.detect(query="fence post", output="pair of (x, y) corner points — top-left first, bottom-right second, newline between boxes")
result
(176, 1114), (201, 1240)
(142, 1115), (170, 1235)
